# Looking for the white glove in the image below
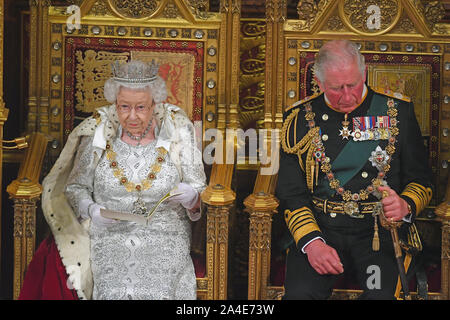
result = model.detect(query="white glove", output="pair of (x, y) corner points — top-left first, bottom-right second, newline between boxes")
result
(169, 182), (199, 210)
(86, 202), (118, 227)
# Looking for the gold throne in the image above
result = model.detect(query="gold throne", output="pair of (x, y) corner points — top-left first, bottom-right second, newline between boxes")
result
(7, 0), (242, 300)
(245, 0), (450, 300)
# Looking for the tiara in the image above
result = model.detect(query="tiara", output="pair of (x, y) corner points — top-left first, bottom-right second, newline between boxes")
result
(111, 60), (159, 84)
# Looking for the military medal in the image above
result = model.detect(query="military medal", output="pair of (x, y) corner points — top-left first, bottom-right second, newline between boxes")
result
(301, 94), (399, 205)
(351, 129), (363, 141)
(352, 116), (392, 141)
(339, 113), (352, 140)
(287, 93), (401, 252)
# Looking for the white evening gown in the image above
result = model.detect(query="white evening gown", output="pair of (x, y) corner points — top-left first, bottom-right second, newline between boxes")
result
(65, 125), (206, 300)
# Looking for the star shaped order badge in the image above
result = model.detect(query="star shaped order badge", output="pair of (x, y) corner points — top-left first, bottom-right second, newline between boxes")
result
(339, 113), (352, 140)
(339, 127), (351, 139)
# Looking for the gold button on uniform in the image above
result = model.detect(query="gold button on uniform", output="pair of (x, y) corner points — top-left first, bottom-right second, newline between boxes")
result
(322, 134), (328, 141)
(322, 114), (329, 121)
(362, 172), (368, 178)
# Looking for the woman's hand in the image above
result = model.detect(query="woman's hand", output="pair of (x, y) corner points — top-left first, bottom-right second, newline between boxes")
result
(169, 183), (201, 221)
(169, 183), (199, 210)
(88, 203), (118, 227)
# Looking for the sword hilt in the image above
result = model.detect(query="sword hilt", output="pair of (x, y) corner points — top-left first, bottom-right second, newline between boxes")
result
(379, 190), (411, 299)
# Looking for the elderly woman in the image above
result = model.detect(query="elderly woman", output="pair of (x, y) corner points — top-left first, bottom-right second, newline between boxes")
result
(20, 60), (206, 300)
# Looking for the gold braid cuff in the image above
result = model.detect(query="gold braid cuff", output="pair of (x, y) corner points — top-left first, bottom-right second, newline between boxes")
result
(284, 207), (321, 245)
(400, 182), (432, 214)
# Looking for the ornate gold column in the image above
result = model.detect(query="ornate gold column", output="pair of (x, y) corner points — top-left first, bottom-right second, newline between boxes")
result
(228, 0), (240, 129)
(218, 0), (240, 132)
(0, 0), (9, 283)
(245, 191), (278, 299)
(7, 132), (48, 299)
(201, 180), (235, 299)
(243, 0), (285, 301)
(198, 0), (240, 300)
(27, 0), (51, 134)
(440, 220), (450, 300)
(436, 176), (450, 300)
(264, 0), (286, 131)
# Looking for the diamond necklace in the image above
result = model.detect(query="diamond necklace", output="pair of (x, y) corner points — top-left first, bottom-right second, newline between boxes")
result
(125, 122), (152, 146)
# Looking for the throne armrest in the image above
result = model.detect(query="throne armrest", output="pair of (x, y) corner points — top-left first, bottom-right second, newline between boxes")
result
(435, 173), (450, 300)
(244, 167), (282, 300)
(6, 132), (48, 300)
(197, 163), (236, 300)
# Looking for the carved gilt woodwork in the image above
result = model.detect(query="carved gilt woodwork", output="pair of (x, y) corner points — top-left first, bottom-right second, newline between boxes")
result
(0, 0), (8, 297)
(18, 0), (241, 300)
(249, 0), (450, 300)
(240, 19), (265, 129)
(7, 132), (48, 300)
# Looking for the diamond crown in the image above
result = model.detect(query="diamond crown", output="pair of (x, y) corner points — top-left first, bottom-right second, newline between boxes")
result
(111, 60), (159, 84)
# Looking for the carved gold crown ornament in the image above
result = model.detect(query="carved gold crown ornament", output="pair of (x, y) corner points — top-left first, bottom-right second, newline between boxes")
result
(112, 60), (160, 84)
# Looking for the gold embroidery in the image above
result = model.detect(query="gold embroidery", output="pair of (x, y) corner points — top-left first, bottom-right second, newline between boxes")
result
(401, 182), (433, 214)
(284, 207), (321, 245)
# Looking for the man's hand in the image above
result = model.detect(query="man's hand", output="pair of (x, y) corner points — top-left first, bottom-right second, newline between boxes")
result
(378, 186), (410, 222)
(304, 239), (344, 275)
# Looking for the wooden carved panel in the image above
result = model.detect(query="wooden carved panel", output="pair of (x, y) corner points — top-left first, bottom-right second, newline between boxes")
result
(239, 19), (265, 129)
(108, 0), (160, 18)
(339, 0), (402, 35)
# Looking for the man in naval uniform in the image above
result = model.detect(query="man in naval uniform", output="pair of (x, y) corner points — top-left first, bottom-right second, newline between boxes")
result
(276, 40), (433, 299)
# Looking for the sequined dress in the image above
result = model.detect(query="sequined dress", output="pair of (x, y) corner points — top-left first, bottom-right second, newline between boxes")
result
(65, 126), (206, 300)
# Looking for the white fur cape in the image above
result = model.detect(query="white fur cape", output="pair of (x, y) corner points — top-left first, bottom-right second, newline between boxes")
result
(41, 103), (191, 300)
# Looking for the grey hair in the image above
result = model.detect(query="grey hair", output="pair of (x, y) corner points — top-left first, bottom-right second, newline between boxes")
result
(103, 75), (168, 104)
(314, 40), (365, 83)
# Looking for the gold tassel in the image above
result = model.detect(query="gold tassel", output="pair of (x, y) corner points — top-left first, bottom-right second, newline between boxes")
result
(372, 216), (380, 251)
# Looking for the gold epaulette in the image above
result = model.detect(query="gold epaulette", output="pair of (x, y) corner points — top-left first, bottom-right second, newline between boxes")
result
(281, 107), (300, 154)
(285, 92), (322, 113)
(281, 92), (322, 154)
(281, 107), (320, 154)
(372, 87), (411, 103)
